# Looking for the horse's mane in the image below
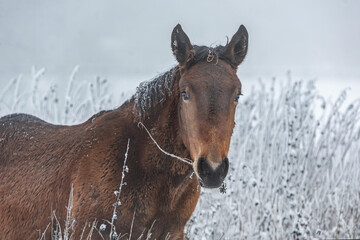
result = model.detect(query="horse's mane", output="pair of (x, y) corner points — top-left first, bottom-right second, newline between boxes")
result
(134, 66), (178, 119)
(134, 45), (229, 119)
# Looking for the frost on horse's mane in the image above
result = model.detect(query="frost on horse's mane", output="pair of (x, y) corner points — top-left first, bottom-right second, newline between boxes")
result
(134, 67), (177, 119)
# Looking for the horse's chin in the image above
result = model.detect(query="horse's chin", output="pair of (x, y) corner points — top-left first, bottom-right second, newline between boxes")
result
(197, 178), (223, 189)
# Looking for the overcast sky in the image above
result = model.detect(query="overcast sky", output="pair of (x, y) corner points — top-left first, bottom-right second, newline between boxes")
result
(1, 0), (359, 94)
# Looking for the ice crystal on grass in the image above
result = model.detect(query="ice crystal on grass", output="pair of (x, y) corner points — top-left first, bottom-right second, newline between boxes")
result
(99, 224), (106, 232)
(108, 139), (131, 239)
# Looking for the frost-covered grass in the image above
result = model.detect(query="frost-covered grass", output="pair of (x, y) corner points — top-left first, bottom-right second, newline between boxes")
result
(187, 77), (360, 240)
(1, 68), (359, 239)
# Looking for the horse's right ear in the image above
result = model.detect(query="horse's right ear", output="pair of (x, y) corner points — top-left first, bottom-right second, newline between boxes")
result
(224, 25), (249, 68)
(171, 24), (194, 66)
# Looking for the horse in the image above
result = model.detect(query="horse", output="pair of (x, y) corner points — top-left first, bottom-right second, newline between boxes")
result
(0, 24), (248, 239)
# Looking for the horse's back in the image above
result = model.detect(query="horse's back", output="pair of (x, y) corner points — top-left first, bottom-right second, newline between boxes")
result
(0, 112), (49, 125)
(0, 112), (84, 182)
(0, 113), (54, 137)
(0, 113), (61, 165)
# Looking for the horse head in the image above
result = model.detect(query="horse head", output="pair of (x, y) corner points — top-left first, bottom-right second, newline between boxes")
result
(171, 24), (248, 188)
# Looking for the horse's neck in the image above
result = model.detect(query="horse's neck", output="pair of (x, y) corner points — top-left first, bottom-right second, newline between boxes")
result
(143, 96), (185, 157)
(136, 92), (191, 175)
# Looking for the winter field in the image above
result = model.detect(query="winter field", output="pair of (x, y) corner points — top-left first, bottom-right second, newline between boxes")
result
(0, 67), (359, 240)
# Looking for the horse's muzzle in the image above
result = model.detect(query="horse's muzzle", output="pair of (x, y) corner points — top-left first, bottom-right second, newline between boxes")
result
(197, 157), (229, 188)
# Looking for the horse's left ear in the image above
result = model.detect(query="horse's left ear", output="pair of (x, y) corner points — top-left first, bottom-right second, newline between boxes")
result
(171, 24), (194, 66)
(224, 25), (249, 67)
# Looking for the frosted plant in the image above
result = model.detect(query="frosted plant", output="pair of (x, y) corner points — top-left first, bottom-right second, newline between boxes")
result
(109, 139), (131, 239)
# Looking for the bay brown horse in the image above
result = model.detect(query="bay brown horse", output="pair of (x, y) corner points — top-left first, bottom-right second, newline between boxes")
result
(0, 24), (248, 239)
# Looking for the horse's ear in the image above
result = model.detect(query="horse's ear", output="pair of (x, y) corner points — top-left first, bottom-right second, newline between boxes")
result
(224, 25), (248, 67)
(171, 24), (194, 66)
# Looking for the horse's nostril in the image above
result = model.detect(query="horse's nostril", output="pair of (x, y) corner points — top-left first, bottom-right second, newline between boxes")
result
(222, 157), (229, 175)
(198, 157), (210, 176)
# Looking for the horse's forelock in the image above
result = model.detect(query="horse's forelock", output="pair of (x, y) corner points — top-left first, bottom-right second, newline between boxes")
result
(190, 45), (228, 66)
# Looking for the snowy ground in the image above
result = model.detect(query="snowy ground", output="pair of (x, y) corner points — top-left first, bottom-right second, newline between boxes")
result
(0, 68), (359, 239)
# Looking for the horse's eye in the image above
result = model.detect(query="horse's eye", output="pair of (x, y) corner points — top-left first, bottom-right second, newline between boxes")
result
(234, 93), (241, 102)
(182, 92), (190, 100)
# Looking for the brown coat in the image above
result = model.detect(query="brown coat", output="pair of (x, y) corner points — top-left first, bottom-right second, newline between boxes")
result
(0, 91), (200, 239)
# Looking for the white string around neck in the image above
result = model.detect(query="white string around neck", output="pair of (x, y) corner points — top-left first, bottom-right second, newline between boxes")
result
(138, 122), (193, 166)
